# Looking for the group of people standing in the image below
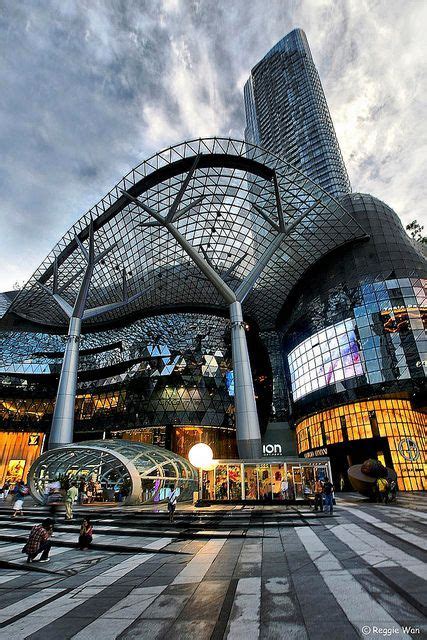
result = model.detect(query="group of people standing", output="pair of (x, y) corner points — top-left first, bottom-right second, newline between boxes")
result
(77, 478), (104, 504)
(313, 476), (335, 515)
(43, 478), (104, 520)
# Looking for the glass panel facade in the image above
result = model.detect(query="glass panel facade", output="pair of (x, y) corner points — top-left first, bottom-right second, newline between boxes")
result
(29, 440), (198, 505)
(214, 464), (228, 500)
(5, 137), (364, 333)
(228, 464), (242, 500)
(288, 318), (363, 400)
(285, 277), (427, 404)
(271, 463), (286, 500)
(0, 310), (272, 454)
(244, 464), (259, 500)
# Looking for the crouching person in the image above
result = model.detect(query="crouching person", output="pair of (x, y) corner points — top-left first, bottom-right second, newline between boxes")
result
(78, 517), (93, 550)
(24, 518), (54, 563)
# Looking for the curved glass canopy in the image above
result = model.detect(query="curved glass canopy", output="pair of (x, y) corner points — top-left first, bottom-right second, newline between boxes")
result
(8, 137), (367, 331)
(28, 439), (198, 505)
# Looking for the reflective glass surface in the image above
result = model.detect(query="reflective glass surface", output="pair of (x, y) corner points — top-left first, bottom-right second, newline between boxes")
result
(29, 439), (198, 504)
(244, 29), (351, 198)
(284, 276), (426, 404)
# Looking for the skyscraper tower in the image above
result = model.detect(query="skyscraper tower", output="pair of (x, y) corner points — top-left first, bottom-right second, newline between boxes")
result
(244, 28), (351, 198)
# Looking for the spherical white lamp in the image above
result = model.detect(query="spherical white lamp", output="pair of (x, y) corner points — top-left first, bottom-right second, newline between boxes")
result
(188, 443), (214, 470)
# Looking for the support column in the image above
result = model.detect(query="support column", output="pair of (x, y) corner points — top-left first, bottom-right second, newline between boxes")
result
(230, 301), (262, 459)
(48, 316), (82, 449)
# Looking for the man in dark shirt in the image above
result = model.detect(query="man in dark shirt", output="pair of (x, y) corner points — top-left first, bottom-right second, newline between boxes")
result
(323, 477), (334, 516)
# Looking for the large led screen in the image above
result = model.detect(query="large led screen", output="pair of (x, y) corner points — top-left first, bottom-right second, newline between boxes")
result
(288, 318), (364, 401)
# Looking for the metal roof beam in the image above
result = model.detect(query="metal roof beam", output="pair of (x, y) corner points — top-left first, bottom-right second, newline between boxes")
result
(121, 189), (237, 305)
(251, 202), (280, 233)
(173, 195), (205, 223)
(166, 154), (201, 223)
(273, 171), (286, 232)
(236, 199), (321, 303)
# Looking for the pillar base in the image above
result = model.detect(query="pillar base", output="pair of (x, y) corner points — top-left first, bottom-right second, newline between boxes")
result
(237, 438), (262, 459)
(47, 441), (67, 450)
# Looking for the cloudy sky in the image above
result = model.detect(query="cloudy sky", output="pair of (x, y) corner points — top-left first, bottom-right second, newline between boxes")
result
(0, 0), (426, 291)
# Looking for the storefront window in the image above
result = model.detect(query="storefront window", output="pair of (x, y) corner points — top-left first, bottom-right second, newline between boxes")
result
(258, 465), (272, 500)
(289, 464), (304, 499)
(296, 398), (426, 490)
(244, 464), (258, 500)
(215, 464), (228, 500)
(271, 464), (286, 500)
(302, 465), (316, 494)
(228, 465), (241, 500)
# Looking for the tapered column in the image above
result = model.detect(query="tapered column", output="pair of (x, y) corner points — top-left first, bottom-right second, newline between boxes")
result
(48, 316), (82, 449)
(230, 301), (262, 458)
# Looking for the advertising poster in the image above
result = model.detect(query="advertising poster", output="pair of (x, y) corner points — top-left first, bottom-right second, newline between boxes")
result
(5, 459), (26, 483)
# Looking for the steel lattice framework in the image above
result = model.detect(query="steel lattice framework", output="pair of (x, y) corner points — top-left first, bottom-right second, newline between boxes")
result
(9, 137), (366, 331)
(6, 138), (367, 458)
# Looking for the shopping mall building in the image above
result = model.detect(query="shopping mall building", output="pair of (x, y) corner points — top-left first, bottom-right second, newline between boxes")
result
(0, 30), (425, 495)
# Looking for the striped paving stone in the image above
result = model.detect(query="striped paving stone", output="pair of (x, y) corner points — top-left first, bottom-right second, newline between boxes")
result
(0, 497), (424, 639)
(338, 505), (427, 551)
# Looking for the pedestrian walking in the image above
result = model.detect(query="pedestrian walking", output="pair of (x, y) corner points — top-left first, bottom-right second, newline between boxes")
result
(65, 483), (78, 520)
(42, 482), (52, 506)
(167, 486), (179, 523)
(314, 477), (324, 512)
(78, 478), (87, 505)
(12, 480), (28, 518)
(323, 477), (334, 515)
(2, 481), (10, 500)
(23, 518), (53, 563)
(78, 517), (93, 550)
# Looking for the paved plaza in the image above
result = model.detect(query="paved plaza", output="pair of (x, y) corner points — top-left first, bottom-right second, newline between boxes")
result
(0, 494), (425, 639)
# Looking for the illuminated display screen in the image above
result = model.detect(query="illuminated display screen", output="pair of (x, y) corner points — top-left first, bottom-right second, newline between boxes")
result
(288, 319), (364, 401)
(225, 370), (235, 397)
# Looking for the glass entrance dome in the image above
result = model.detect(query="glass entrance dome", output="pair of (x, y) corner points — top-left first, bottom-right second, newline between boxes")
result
(28, 439), (198, 505)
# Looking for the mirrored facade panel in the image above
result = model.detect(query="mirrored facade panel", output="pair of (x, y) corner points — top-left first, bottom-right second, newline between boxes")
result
(285, 277), (426, 404)
(0, 310), (272, 457)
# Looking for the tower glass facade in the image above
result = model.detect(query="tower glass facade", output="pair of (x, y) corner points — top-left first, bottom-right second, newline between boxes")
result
(244, 28), (351, 198)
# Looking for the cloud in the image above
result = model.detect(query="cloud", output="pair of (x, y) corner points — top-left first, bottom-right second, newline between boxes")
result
(0, 0), (425, 290)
